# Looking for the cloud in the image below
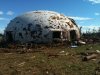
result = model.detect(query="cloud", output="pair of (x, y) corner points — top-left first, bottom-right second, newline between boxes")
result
(6, 11), (14, 16)
(82, 25), (100, 29)
(0, 11), (3, 15)
(0, 28), (5, 34)
(69, 16), (93, 20)
(95, 12), (100, 16)
(0, 17), (9, 21)
(79, 22), (85, 24)
(78, 24), (100, 32)
(88, 0), (100, 4)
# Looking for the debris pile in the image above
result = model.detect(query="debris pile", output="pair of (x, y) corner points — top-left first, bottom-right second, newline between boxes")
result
(81, 50), (100, 61)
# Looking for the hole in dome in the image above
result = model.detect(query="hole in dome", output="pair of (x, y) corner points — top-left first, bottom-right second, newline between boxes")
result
(52, 31), (61, 39)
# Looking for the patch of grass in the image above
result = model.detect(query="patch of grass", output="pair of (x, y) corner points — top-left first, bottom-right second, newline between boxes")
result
(0, 44), (100, 75)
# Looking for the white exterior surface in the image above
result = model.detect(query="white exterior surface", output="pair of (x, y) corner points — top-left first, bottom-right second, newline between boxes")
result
(5, 10), (80, 43)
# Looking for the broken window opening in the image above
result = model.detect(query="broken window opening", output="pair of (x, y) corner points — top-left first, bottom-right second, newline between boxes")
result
(52, 31), (61, 38)
(6, 31), (13, 42)
(19, 32), (23, 39)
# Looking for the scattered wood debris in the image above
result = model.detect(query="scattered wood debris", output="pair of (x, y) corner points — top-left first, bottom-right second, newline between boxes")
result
(95, 67), (100, 75)
(81, 50), (100, 61)
(82, 54), (97, 61)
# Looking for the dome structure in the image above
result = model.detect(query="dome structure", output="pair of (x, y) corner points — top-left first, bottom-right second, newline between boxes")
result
(5, 10), (80, 43)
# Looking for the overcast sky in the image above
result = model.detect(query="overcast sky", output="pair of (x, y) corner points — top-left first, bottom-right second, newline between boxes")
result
(0, 0), (100, 33)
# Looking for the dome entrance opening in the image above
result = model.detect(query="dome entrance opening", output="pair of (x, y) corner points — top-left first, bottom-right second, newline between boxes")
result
(52, 31), (61, 39)
(70, 30), (77, 41)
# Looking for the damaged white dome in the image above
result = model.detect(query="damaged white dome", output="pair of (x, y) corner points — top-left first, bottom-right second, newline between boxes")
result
(5, 10), (80, 43)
